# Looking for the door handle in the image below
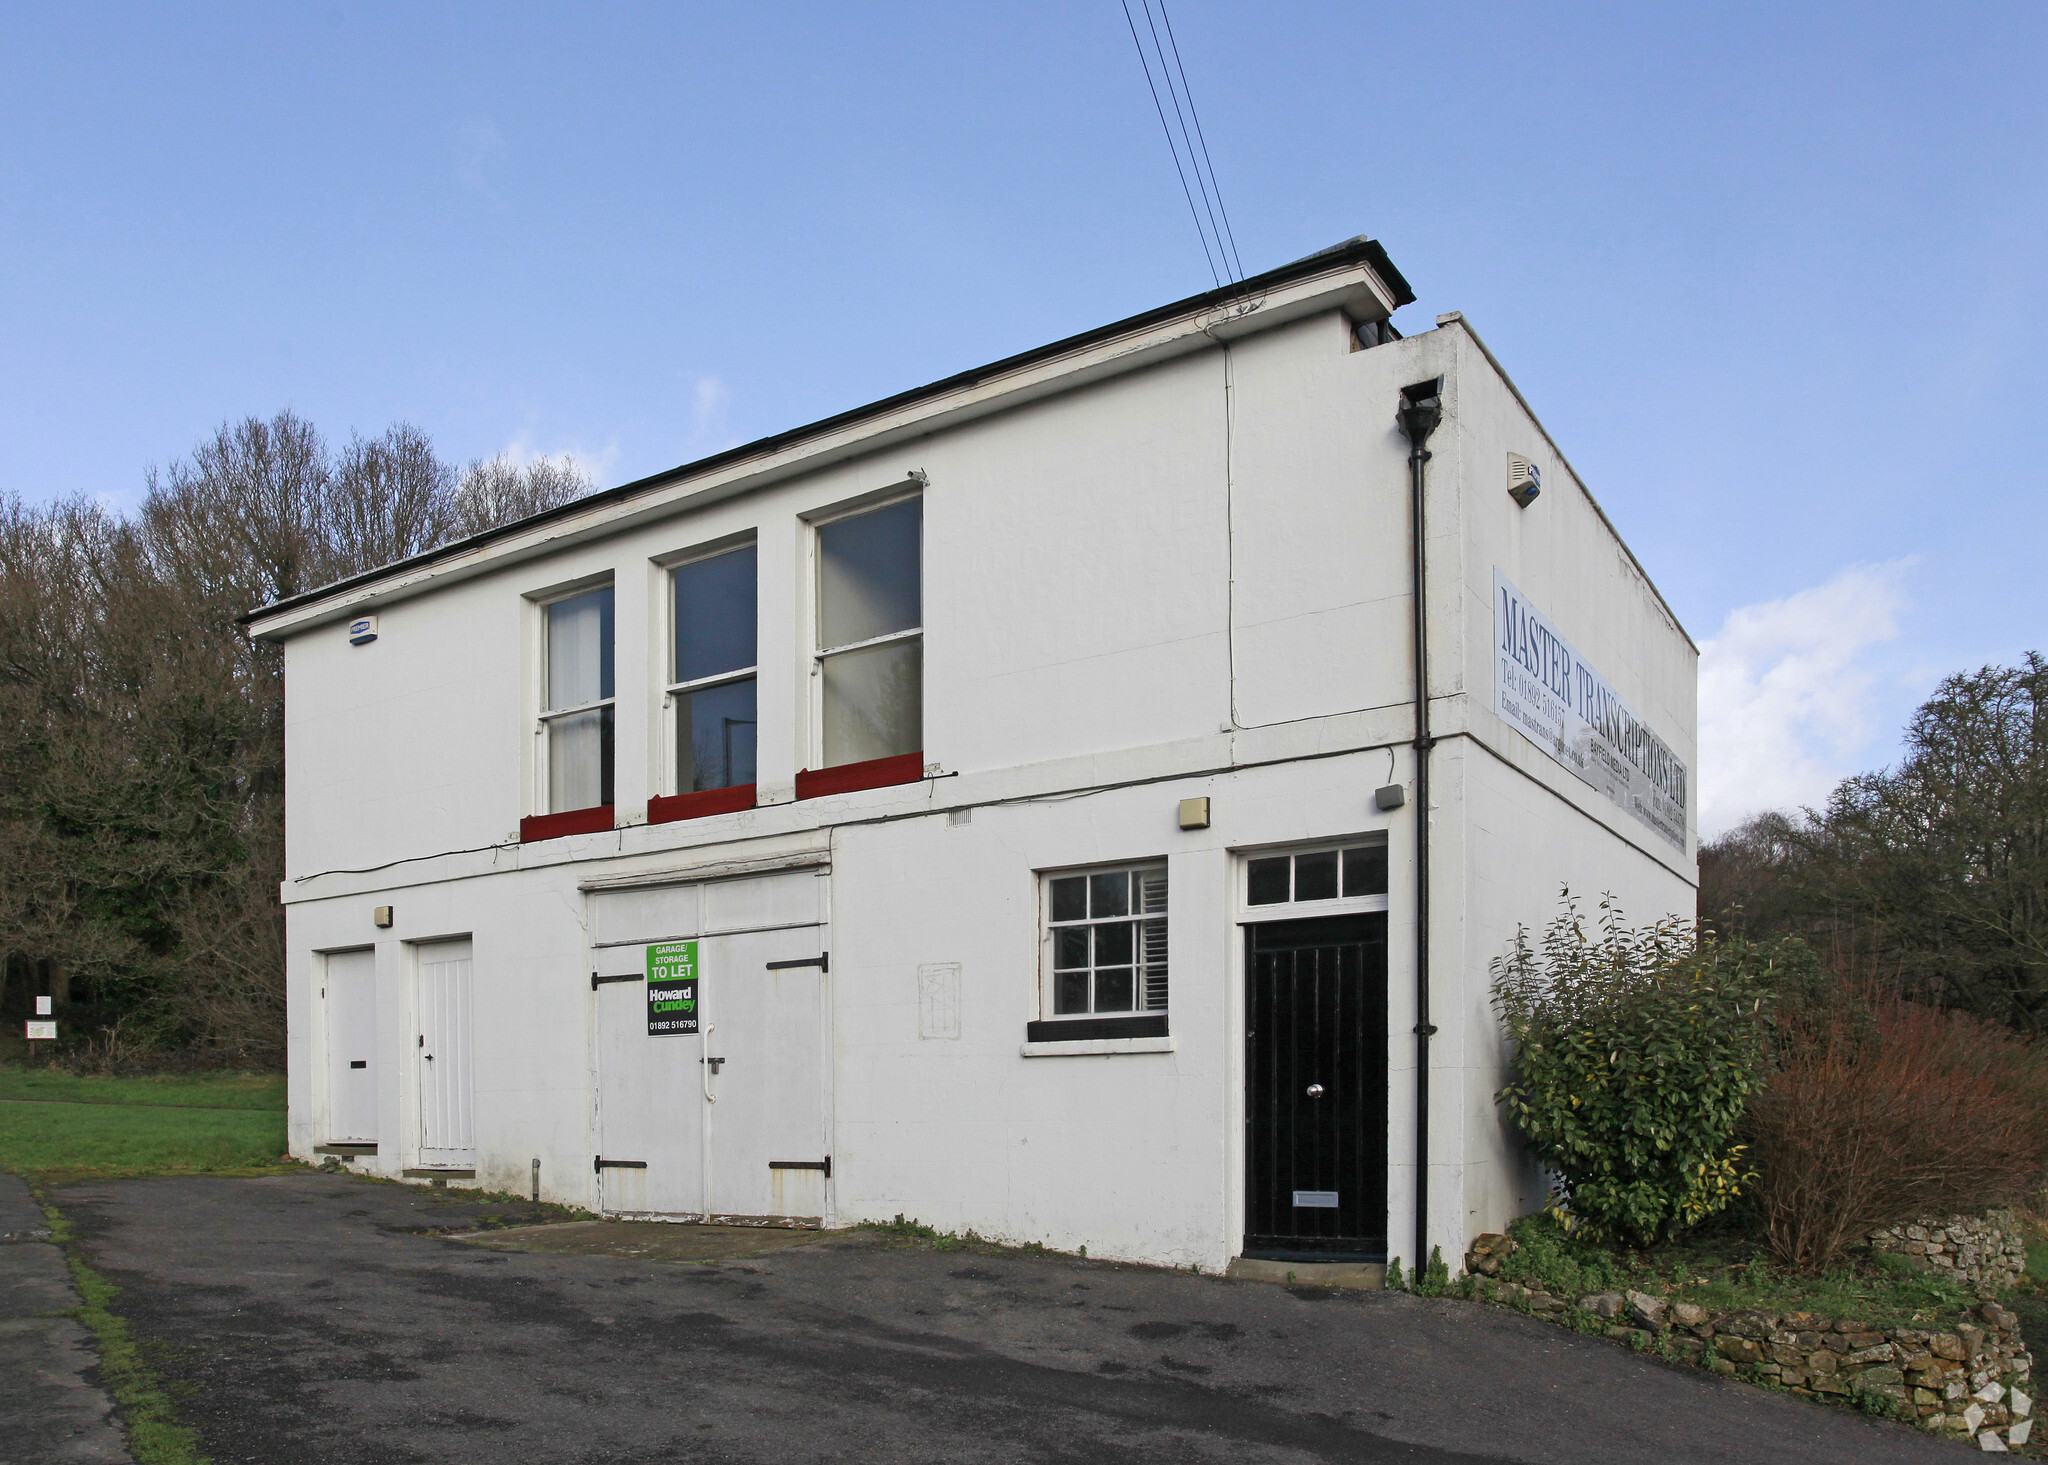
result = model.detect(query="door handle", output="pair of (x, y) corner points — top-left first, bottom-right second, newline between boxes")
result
(1306, 1083), (1324, 1097)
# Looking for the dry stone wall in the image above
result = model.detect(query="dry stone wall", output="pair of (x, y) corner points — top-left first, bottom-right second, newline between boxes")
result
(1463, 1235), (2035, 1452)
(1865, 1210), (2028, 1295)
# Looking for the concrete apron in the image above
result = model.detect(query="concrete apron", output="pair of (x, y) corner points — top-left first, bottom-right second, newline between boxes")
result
(458, 1221), (1391, 1288)
(1226, 1256), (1387, 1289)
(473, 1220), (1391, 1289)
(0, 1173), (131, 1463)
(448, 1218), (827, 1264)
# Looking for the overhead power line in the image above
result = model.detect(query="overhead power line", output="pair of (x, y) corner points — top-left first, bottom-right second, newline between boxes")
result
(1155, 2), (1243, 283)
(1117, 0), (1244, 287)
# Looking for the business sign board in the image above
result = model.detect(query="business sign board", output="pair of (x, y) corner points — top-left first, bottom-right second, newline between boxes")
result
(646, 940), (699, 1036)
(1494, 571), (1689, 852)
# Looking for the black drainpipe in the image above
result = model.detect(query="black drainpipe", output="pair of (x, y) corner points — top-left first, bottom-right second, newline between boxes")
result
(1396, 378), (1443, 1275)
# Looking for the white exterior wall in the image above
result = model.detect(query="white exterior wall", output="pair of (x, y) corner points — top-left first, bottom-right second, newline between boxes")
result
(265, 270), (1697, 1272)
(1411, 317), (1698, 1270)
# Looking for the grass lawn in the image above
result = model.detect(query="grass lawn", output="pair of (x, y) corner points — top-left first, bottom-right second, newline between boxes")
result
(0, 1064), (287, 1183)
(1, 1065), (291, 1465)
(0, 1066), (283, 1110)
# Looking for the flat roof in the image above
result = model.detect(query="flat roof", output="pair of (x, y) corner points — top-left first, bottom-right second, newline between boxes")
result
(240, 237), (1412, 628)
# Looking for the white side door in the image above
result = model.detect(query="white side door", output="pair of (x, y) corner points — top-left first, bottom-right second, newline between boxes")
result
(325, 948), (379, 1144)
(415, 939), (475, 1167)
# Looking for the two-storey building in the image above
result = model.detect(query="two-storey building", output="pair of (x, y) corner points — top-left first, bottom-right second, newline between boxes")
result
(246, 237), (1697, 1277)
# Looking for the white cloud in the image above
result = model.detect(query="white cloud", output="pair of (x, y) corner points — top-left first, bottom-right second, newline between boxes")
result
(684, 374), (740, 457)
(692, 375), (728, 429)
(1696, 561), (1912, 838)
(455, 118), (504, 201)
(94, 486), (140, 517)
(491, 430), (619, 487)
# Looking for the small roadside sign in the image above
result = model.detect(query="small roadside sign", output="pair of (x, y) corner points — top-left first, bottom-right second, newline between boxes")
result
(25, 1021), (56, 1040)
(646, 940), (699, 1037)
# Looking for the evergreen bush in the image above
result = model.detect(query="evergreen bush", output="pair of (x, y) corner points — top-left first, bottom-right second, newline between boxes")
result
(1491, 895), (1792, 1246)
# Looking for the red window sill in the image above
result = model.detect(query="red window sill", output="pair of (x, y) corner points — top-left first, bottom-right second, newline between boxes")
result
(794, 751), (925, 801)
(519, 805), (615, 843)
(648, 784), (756, 825)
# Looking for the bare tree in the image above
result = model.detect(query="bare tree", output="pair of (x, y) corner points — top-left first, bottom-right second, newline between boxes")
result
(0, 413), (605, 1066)
(142, 412), (331, 615)
(328, 423), (458, 576)
(452, 453), (593, 539)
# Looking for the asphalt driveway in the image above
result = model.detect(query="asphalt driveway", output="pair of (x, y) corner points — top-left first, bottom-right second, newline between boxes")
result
(0, 1174), (127, 1464)
(55, 1173), (1975, 1465)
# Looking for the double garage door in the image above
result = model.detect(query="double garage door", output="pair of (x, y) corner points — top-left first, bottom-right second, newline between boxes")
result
(588, 866), (831, 1223)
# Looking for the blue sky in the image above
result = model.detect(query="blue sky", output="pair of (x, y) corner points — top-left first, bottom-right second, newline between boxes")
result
(4, 2), (2043, 833)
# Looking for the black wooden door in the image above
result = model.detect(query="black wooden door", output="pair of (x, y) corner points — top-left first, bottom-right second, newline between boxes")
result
(1244, 914), (1387, 1261)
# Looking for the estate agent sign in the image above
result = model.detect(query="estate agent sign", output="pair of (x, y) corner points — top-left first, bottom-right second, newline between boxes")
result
(1494, 571), (1689, 852)
(646, 940), (700, 1036)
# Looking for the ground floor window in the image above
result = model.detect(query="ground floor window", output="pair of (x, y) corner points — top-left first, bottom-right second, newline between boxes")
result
(1041, 862), (1167, 1020)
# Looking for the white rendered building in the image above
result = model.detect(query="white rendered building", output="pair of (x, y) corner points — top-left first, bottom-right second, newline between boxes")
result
(248, 238), (1697, 1276)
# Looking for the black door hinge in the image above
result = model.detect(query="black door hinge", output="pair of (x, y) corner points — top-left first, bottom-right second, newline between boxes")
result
(769, 1157), (832, 1179)
(766, 954), (828, 973)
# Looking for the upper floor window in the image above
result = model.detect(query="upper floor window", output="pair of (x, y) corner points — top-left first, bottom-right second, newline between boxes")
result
(816, 497), (921, 769)
(1043, 863), (1168, 1019)
(669, 546), (757, 793)
(541, 586), (614, 813)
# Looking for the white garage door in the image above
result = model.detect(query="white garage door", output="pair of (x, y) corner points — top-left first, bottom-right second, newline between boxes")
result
(589, 868), (832, 1222)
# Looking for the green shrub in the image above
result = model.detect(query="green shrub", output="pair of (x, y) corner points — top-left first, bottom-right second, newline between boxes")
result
(1412, 1246), (1452, 1297)
(1492, 895), (1797, 1246)
(1493, 1213), (1624, 1298)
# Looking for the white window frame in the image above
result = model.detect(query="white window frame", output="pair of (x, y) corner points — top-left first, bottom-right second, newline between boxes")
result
(1037, 860), (1169, 1023)
(662, 540), (759, 796)
(534, 581), (615, 815)
(809, 490), (922, 769)
(1235, 837), (1391, 922)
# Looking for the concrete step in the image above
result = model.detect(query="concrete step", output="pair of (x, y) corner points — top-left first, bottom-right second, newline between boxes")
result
(1226, 1256), (1385, 1289)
